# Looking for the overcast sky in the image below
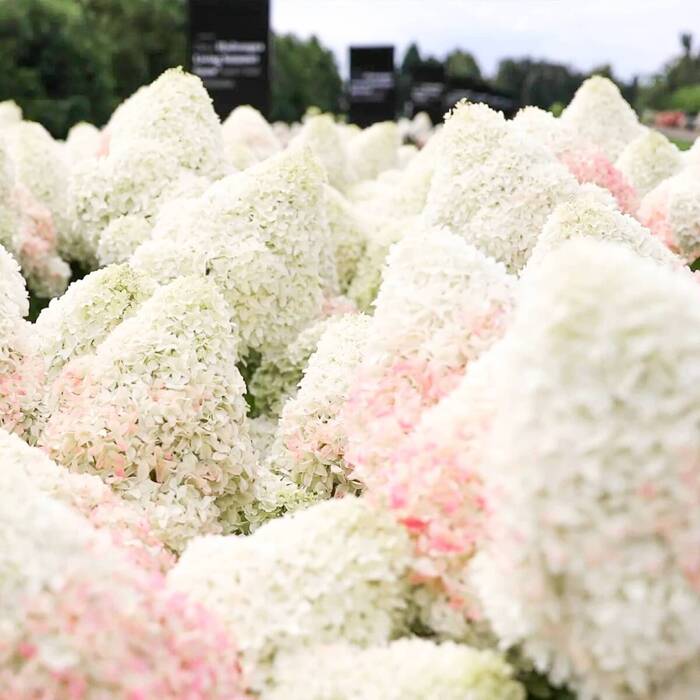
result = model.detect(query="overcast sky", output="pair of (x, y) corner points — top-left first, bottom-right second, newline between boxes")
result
(272, 0), (700, 81)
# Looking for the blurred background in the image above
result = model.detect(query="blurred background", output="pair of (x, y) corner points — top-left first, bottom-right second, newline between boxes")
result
(2, 0), (700, 146)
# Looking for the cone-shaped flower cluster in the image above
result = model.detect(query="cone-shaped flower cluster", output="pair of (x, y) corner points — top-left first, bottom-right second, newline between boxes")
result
(168, 497), (412, 689)
(40, 276), (257, 551)
(473, 238), (700, 699)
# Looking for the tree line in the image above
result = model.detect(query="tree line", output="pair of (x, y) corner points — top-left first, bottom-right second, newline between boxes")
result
(1, 0), (699, 139)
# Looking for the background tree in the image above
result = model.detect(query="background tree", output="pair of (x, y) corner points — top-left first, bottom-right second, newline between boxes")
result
(269, 33), (343, 122)
(445, 49), (481, 80)
(0, 0), (116, 136)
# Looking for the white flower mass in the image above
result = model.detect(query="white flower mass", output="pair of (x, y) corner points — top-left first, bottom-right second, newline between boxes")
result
(1, 67), (700, 699)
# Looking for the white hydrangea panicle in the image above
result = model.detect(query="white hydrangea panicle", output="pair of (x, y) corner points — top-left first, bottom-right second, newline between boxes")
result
(425, 101), (578, 272)
(363, 349), (504, 645)
(8, 183), (71, 298)
(108, 67), (226, 178)
(0, 428), (172, 572)
(685, 137), (700, 166)
(267, 639), (524, 700)
(0, 462), (249, 697)
(0, 140), (17, 252)
(40, 276), (258, 552)
(0, 242), (29, 317)
(511, 105), (576, 155)
(397, 143), (417, 168)
(35, 262), (155, 381)
(638, 165), (700, 262)
(348, 121), (400, 181)
(167, 497), (412, 688)
(348, 216), (419, 311)
(559, 76), (645, 160)
(0, 276), (44, 442)
(271, 313), (371, 499)
(324, 184), (368, 292)
(344, 228), (515, 483)
(615, 129), (683, 197)
(222, 104), (282, 170)
(132, 146), (327, 358)
(248, 314), (340, 417)
(3, 120), (70, 245)
(64, 121), (102, 164)
(472, 238), (700, 699)
(527, 183), (682, 271)
(67, 137), (182, 266)
(0, 99), (22, 127)
(290, 113), (354, 191)
(96, 213), (152, 266)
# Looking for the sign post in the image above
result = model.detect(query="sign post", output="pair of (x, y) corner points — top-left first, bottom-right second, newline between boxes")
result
(349, 46), (396, 127)
(409, 64), (446, 124)
(189, 0), (270, 119)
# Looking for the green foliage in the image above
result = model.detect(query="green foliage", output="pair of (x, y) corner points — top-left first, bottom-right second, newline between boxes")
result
(671, 136), (693, 151)
(445, 49), (481, 80)
(668, 84), (700, 113)
(519, 670), (577, 700)
(0, 0), (186, 138)
(637, 33), (700, 112)
(270, 34), (342, 123)
(81, 0), (187, 102)
(0, 0), (116, 136)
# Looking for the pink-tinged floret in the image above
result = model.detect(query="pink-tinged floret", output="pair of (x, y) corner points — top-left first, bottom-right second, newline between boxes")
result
(559, 148), (639, 215)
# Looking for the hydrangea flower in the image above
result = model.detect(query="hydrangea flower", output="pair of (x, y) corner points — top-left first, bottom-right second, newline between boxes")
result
(64, 121), (102, 163)
(615, 129), (683, 198)
(348, 121), (400, 181)
(107, 67), (226, 178)
(270, 313), (372, 498)
(0, 464), (250, 699)
(0, 240), (29, 317)
(558, 147), (639, 214)
(344, 228), (515, 484)
(638, 165), (700, 262)
(0, 99), (22, 126)
(0, 428), (171, 572)
(222, 105), (281, 170)
(248, 314), (342, 417)
(96, 213), (152, 266)
(267, 639), (524, 700)
(347, 216), (418, 311)
(34, 262), (155, 381)
(424, 101), (578, 272)
(512, 105), (576, 155)
(67, 137), (186, 267)
(168, 496), (412, 689)
(131, 147), (328, 358)
(527, 184), (681, 272)
(365, 350), (503, 644)
(472, 238), (700, 699)
(9, 183), (71, 298)
(3, 120), (70, 244)
(0, 260), (44, 442)
(559, 76), (645, 161)
(323, 184), (368, 292)
(40, 276), (257, 552)
(290, 113), (354, 191)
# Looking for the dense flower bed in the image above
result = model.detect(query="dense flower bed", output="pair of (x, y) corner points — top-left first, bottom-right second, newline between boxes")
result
(1, 71), (700, 698)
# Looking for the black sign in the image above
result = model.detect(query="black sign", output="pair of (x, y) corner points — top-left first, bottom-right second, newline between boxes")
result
(349, 46), (396, 127)
(444, 76), (518, 118)
(409, 64), (446, 124)
(189, 0), (270, 119)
